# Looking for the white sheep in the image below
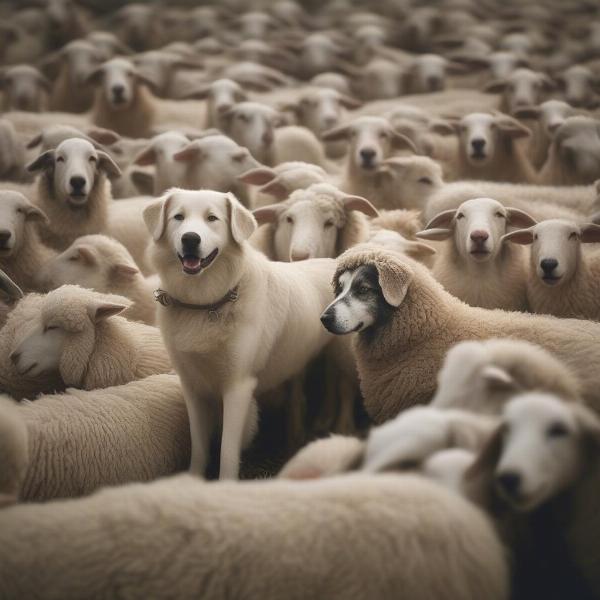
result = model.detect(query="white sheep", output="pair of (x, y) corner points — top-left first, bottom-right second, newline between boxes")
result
(0, 473), (509, 600)
(555, 64), (600, 108)
(0, 64), (50, 112)
(503, 219), (600, 320)
(26, 137), (121, 251)
(0, 118), (27, 181)
(416, 197), (536, 310)
(25, 123), (121, 154)
(38, 234), (157, 325)
(5, 285), (170, 399)
(0, 394), (27, 507)
(182, 78), (248, 128)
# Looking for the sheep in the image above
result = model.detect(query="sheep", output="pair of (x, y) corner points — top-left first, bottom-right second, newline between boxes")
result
(182, 78), (248, 128)
(5, 374), (189, 502)
(0, 473), (510, 600)
(310, 72), (352, 95)
(0, 23), (46, 66)
(86, 57), (159, 138)
(484, 68), (556, 115)
(554, 64), (600, 108)
(38, 235), (158, 326)
(111, 3), (165, 52)
(512, 100), (576, 169)
(0, 190), (55, 293)
(369, 209), (424, 241)
(0, 118), (27, 181)
(25, 124), (121, 154)
(451, 51), (529, 83)
(0, 64), (50, 112)
(348, 58), (405, 101)
(416, 197), (536, 310)
(538, 116), (600, 185)
(221, 102), (329, 168)
(86, 31), (133, 60)
(26, 137), (121, 251)
(251, 183), (378, 261)
(503, 219), (600, 321)
(321, 116), (417, 207)
(403, 54), (468, 94)
(0, 395), (28, 507)
(447, 112), (537, 183)
(326, 245), (600, 422)
(6, 285), (170, 399)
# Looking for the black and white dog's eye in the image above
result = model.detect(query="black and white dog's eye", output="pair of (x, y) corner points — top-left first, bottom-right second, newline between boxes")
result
(547, 422), (569, 438)
(173, 214), (184, 221)
(357, 286), (371, 295)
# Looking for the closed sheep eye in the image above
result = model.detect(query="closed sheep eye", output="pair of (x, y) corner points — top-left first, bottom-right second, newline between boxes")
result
(88, 156), (97, 163)
(43, 325), (59, 333)
(495, 211), (506, 218)
(547, 422), (569, 438)
(286, 216), (294, 224)
(324, 220), (334, 229)
(418, 177), (432, 185)
(56, 156), (65, 163)
(534, 234), (539, 240)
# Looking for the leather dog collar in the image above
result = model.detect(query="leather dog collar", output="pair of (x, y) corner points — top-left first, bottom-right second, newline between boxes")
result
(154, 286), (239, 320)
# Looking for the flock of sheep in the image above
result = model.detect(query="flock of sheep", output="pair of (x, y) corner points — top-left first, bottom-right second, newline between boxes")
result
(1, 0), (600, 598)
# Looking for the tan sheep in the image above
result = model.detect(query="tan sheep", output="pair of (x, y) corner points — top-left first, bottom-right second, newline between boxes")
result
(0, 64), (50, 112)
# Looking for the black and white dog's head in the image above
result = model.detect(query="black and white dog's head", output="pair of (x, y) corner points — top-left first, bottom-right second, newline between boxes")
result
(320, 264), (394, 334)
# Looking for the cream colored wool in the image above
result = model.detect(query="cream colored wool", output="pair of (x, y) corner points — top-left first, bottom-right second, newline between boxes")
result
(12, 374), (188, 501)
(0, 395), (28, 507)
(34, 172), (111, 251)
(370, 208), (423, 240)
(0, 474), (509, 600)
(335, 246), (600, 422)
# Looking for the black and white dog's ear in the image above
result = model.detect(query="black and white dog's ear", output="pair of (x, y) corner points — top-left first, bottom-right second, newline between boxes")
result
(372, 257), (413, 307)
(143, 192), (174, 242)
(226, 193), (257, 244)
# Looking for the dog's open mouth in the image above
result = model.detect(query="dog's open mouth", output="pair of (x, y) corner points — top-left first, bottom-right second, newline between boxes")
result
(178, 248), (218, 275)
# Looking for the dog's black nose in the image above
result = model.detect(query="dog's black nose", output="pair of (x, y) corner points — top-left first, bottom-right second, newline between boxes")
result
(496, 471), (522, 497)
(471, 138), (486, 153)
(320, 311), (335, 329)
(181, 232), (201, 250)
(70, 176), (86, 191)
(0, 229), (12, 245)
(540, 258), (558, 275)
(360, 148), (376, 163)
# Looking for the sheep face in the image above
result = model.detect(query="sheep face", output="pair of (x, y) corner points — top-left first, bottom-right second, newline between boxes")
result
(58, 41), (101, 87)
(291, 89), (360, 137)
(9, 322), (67, 378)
(205, 80), (247, 128)
(455, 113), (530, 168)
(355, 60), (404, 101)
(301, 34), (341, 77)
(27, 138), (120, 208)
(322, 117), (416, 173)
(0, 192), (48, 257)
(503, 220), (600, 286)
(488, 52), (528, 80)
(492, 393), (599, 511)
(417, 198), (536, 264)
(538, 100), (574, 138)
(553, 117), (600, 182)
(0, 65), (49, 112)
(408, 54), (454, 94)
(144, 189), (256, 276)
(485, 69), (554, 114)
(557, 65), (599, 109)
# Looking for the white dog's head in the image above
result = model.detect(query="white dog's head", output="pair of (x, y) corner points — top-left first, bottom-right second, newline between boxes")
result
(144, 188), (257, 278)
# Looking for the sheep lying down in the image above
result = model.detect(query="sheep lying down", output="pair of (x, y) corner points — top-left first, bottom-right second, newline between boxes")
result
(0, 474), (509, 600)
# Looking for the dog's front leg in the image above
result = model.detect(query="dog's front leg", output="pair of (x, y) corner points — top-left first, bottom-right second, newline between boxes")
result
(181, 380), (214, 477)
(219, 376), (258, 480)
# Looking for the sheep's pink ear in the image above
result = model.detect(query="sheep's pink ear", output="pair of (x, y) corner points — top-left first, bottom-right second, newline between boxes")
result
(390, 130), (418, 153)
(86, 127), (121, 146)
(495, 117), (531, 139)
(506, 208), (537, 228)
(85, 66), (104, 86)
(130, 170), (154, 195)
(26, 150), (55, 173)
(482, 365), (518, 391)
(237, 167), (277, 186)
(252, 204), (283, 225)
(340, 194), (379, 217)
(227, 193), (257, 243)
(143, 194), (173, 242)
(415, 208), (456, 241)
(501, 228), (535, 245)
(0, 269), (22, 304)
(97, 151), (121, 178)
(415, 228), (452, 241)
(428, 119), (455, 135)
(512, 106), (541, 120)
(483, 79), (508, 94)
(111, 264), (139, 280)
(373, 257), (413, 307)
(173, 145), (202, 163)
(87, 301), (128, 323)
(22, 203), (49, 225)
(321, 124), (352, 142)
(403, 240), (437, 259)
(580, 224), (600, 243)
(260, 180), (290, 201)
(25, 133), (42, 149)
(133, 146), (157, 166)
(76, 246), (97, 266)
(338, 94), (362, 109)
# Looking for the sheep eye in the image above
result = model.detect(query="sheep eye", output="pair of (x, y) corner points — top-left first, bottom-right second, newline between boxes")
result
(495, 211), (506, 218)
(379, 132), (389, 139)
(68, 254), (79, 261)
(456, 213), (465, 220)
(286, 216), (294, 224)
(43, 325), (59, 333)
(173, 213), (184, 221)
(207, 215), (218, 222)
(89, 156), (97, 163)
(324, 219), (334, 229)
(534, 234), (539, 240)
(418, 177), (432, 185)
(56, 156), (65, 163)
(547, 422), (569, 438)
(569, 232), (578, 240)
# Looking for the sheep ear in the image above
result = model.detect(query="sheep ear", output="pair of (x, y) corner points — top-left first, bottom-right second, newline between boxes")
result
(237, 167), (277, 186)
(573, 403), (600, 448)
(22, 203), (49, 225)
(97, 151), (121, 178)
(338, 94), (362, 109)
(321, 124), (352, 142)
(143, 194), (173, 242)
(502, 228), (535, 245)
(227, 193), (257, 244)
(482, 365), (518, 391)
(415, 228), (453, 241)
(26, 150), (55, 173)
(260, 180), (290, 201)
(428, 119), (455, 135)
(373, 257), (413, 307)
(136, 71), (160, 92)
(130, 170), (154, 195)
(252, 204), (284, 225)
(0, 269), (23, 304)
(86, 127), (121, 146)
(421, 208), (457, 231)
(76, 246), (97, 266)
(133, 146), (157, 166)
(506, 208), (537, 229)
(483, 79), (508, 93)
(341, 195), (379, 217)
(495, 117), (531, 139)
(85, 66), (104, 86)
(390, 130), (418, 153)
(512, 106), (541, 120)
(465, 424), (504, 481)
(87, 301), (128, 323)
(580, 223), (600, 244)
(173, 145), (202, 163)
(25, 133), (43, 149)
(111, 264), (139, 281)
(181, 84), (211, 100)
(403, 240), (437, 259)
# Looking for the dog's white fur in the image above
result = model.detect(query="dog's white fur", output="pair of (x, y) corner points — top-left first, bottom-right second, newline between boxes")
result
(144, 188), (336, 479)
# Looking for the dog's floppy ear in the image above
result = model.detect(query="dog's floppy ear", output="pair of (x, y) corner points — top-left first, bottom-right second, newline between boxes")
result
(373, 256), (413, 307)
(0, 269), (23, 304)
(227, 193), (257, 244)
(465, 424), (504, 483)
(573, 403), (600, 449)
(143, 193), (173, 242)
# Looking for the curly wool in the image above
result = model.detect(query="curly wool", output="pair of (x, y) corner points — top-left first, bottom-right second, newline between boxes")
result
(335, 246), (600, 423)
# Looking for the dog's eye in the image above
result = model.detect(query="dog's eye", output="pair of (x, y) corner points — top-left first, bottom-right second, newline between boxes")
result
(207, 215), (219, 222)
(495, 211), (505, 218)
(569, 232), (578, 240)
(286, 216), (294, 224)
(379, 131), (389, 139)
(324, 219), (334, 229)
(547, 422), (569, 438)
(56, 156), (65, 163)
(418, 177), (432, 185)
(357, 285), (371, 295)
(456, 213), (465, 220)
(88, 156), (97, 163)
(173, 214), (184, 221)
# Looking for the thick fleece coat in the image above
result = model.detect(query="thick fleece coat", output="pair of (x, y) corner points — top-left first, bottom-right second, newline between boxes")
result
(0, 395), (28, 507)
(13, 375), (188, 502)
(0, 474), (509, 600)
(335, 246), (600, 422)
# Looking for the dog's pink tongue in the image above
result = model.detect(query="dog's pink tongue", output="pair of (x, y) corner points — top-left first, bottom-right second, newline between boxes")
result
(183, 256), (201, 270)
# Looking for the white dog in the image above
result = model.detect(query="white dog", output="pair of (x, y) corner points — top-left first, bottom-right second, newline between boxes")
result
(144, 188), (339, 479)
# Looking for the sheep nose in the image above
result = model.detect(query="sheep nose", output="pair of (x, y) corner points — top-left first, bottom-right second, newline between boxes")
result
(496, 471), (522, 498)
(0, 229), (12, 245)
(290, 250), (310, 261)
(541, 258), (558, 274)
(181, 231), (201, 250)
(547, 120), (563, 134)
(262, 130), (274, 146)
(217, 103), (232, 114)
(112, 84), (125, 100)
(70, 176), (86, 191)
(471, 138), (486, 152)
(470, 230), (489, 243)
(9, 351), (20, 366)
(322, 115), (338, 128)
(427, 75), (442, 90)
